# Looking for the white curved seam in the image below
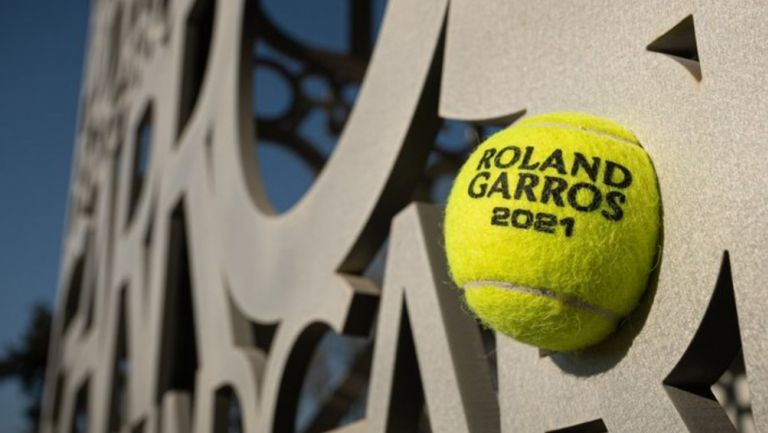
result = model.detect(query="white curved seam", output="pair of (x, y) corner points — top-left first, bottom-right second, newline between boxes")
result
(463, 280), (621, 323)
(523, 121), (639, 147)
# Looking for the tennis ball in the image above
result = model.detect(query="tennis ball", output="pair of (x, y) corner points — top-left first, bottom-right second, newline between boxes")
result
(444, 112), (661, 352)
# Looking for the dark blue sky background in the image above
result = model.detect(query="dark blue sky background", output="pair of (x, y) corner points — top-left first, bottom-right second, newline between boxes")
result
(0, 2), (89, 431)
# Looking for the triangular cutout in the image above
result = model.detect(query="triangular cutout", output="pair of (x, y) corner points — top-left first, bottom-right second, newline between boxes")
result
(386, 301), (432, 432)
(156, 202), (199, 405)
(663, 252), (742, 432)
(647, 15), (701, 81)
(548, 419), (608, 433)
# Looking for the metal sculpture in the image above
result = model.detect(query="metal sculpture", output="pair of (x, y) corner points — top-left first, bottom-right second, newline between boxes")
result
(41, 0), (767, 432)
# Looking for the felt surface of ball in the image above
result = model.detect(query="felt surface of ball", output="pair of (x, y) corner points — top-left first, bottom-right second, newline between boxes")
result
(444, 112), (661, 351)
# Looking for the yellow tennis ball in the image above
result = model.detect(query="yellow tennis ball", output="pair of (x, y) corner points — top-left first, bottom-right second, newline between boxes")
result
(444, 112), (661, 352)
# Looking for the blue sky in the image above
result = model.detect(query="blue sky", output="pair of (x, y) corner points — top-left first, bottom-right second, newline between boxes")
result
(0, 1), (89, 431)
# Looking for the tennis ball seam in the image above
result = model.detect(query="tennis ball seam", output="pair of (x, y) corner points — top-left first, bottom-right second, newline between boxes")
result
(462, 280), (621, 324)
(519, 121), (640, 147)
